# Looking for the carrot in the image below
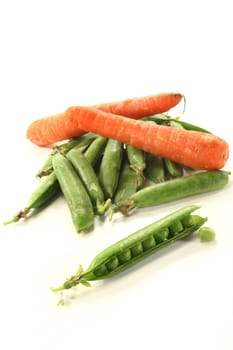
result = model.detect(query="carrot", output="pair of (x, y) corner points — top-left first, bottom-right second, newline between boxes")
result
(94, 92), (183, 118)
(28, 105), (229, 170)
(26, 93), (183, 146)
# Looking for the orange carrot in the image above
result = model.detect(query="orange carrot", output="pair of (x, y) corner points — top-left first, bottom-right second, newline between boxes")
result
(28, 105), (229, 170)
(26, 93), (183, 146)
(94, 92), (183, 118)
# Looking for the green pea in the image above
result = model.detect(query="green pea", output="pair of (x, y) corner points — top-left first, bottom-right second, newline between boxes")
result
(67, 146), (110, 215)
(4, 172), (60, 224)
(118, 170), (230, 214)
(198, 227), (216, 242)
(52, 153), (94, 233)
(98, 139), (123, 198)
(144, 153), (166, 183)
(126, 145), (145, 189)
(84, 136), (108, 166)
(36, 134), (96, 178)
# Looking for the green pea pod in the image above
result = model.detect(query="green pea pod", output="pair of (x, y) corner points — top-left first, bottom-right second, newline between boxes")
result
(163, 158), (183, 178)
(119, 170), (230, 214)
(114, 159), (138, 206)
(4, 172), (60, 224)
(36, 134), (96, 178)
(143, 114), (211, 133)
(98, 139), (123, 199)
(51, 205), (207, 293)
(84, 136), (108, 166)
(126, 145), (145, 189)
(52, 153), (94, 233)
(67, 146), (111, 215)
(144, 153), (166, 183)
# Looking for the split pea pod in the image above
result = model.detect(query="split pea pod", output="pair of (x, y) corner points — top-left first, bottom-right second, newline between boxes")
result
(98, 139), (123, 199)
(126, 144), (145, 189)
(51, 205), (207, 292)
(4, 172), (60, 224)
(118, 170), (230, 214)
(67, 146), (111, 215)
(52, 153), (94, 233)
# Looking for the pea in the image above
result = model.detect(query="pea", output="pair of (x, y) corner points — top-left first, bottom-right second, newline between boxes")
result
(144, 153), (166, 184)
(98, 139), (123, 198)
(67, 146), (111, 215)
(4, 172), (60, 224)
(126, 145), (145, 189)
(52, 153), (94, 233)
(51, 205), (208, 292)
(198, 227), (216, 242)
(84, 136), (108, 166)
(118, 170), (230, 214)
(36, 134), (96, 178)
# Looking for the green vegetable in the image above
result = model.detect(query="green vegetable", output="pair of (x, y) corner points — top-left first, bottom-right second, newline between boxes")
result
(126, 144), (145, 189)
(4, 172), (60, 224)
(67, 146), (111, 215)
(98, 139), (123, 198)
(198, 227), (216, 242)
(36, 134), (96, 178)
(51, 205), (207, 292)
(84, 136), (108, 166)
(52, 153), (94, 233)
(118, 170), (230, 215)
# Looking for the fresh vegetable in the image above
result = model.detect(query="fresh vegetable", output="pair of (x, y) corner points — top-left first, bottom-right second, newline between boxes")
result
(4, 172), (60, 224)
(198, 227), (216, 242)
(39, 106), (228, 171)
(144, 153), (166, 183)
(118, 170), (230, 215)
(98, 139), (123, 198)
(143, 114), (211, 133)
(52, 153), (94, 233)
(66, 146), (111, 215)
(76, 107), (229, 170)
(126, 145), (145, 189)
(94, 92), (183, 118)
(51, 205), (207, 292)
(84, 136), (108, 166)
(36, 134), (96, 178)
(26, 93), (183, 146)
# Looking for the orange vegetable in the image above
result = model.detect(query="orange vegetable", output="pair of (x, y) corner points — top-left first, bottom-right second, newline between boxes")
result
(26, 93), (183, 146)
(28, 105), (229, 170)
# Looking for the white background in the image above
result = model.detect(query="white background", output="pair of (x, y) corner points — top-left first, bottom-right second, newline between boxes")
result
(0, 1), (232, 349)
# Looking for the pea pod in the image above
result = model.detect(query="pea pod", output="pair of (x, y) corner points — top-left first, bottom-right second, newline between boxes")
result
(36, 134), (96, 178)
(118, 170), (230, 214)
(113, 159), (138, 206)
(84, 136), (108, 166)
(98, 139), (123, 198)
(52, 153), (94, 233)
(143, 114), (211, 133)
(51, 205), (207, 292)
(126, 145), (145, 189)
(144, 153), (166, 183)
(4, 172), (60, 224)
(67, 146), (111, 215)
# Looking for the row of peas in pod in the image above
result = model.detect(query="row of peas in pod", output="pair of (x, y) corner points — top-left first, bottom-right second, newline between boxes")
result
(4, 114), (230, 233)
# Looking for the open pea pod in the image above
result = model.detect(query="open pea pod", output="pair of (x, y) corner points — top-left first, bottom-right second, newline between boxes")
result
(51, 205), (207, 293)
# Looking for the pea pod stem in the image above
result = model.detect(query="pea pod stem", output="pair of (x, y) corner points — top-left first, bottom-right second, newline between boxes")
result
(51, 205), (207, 292)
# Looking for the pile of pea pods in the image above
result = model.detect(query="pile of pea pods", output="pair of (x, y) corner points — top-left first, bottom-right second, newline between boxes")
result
(4, 114), (230, 233)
